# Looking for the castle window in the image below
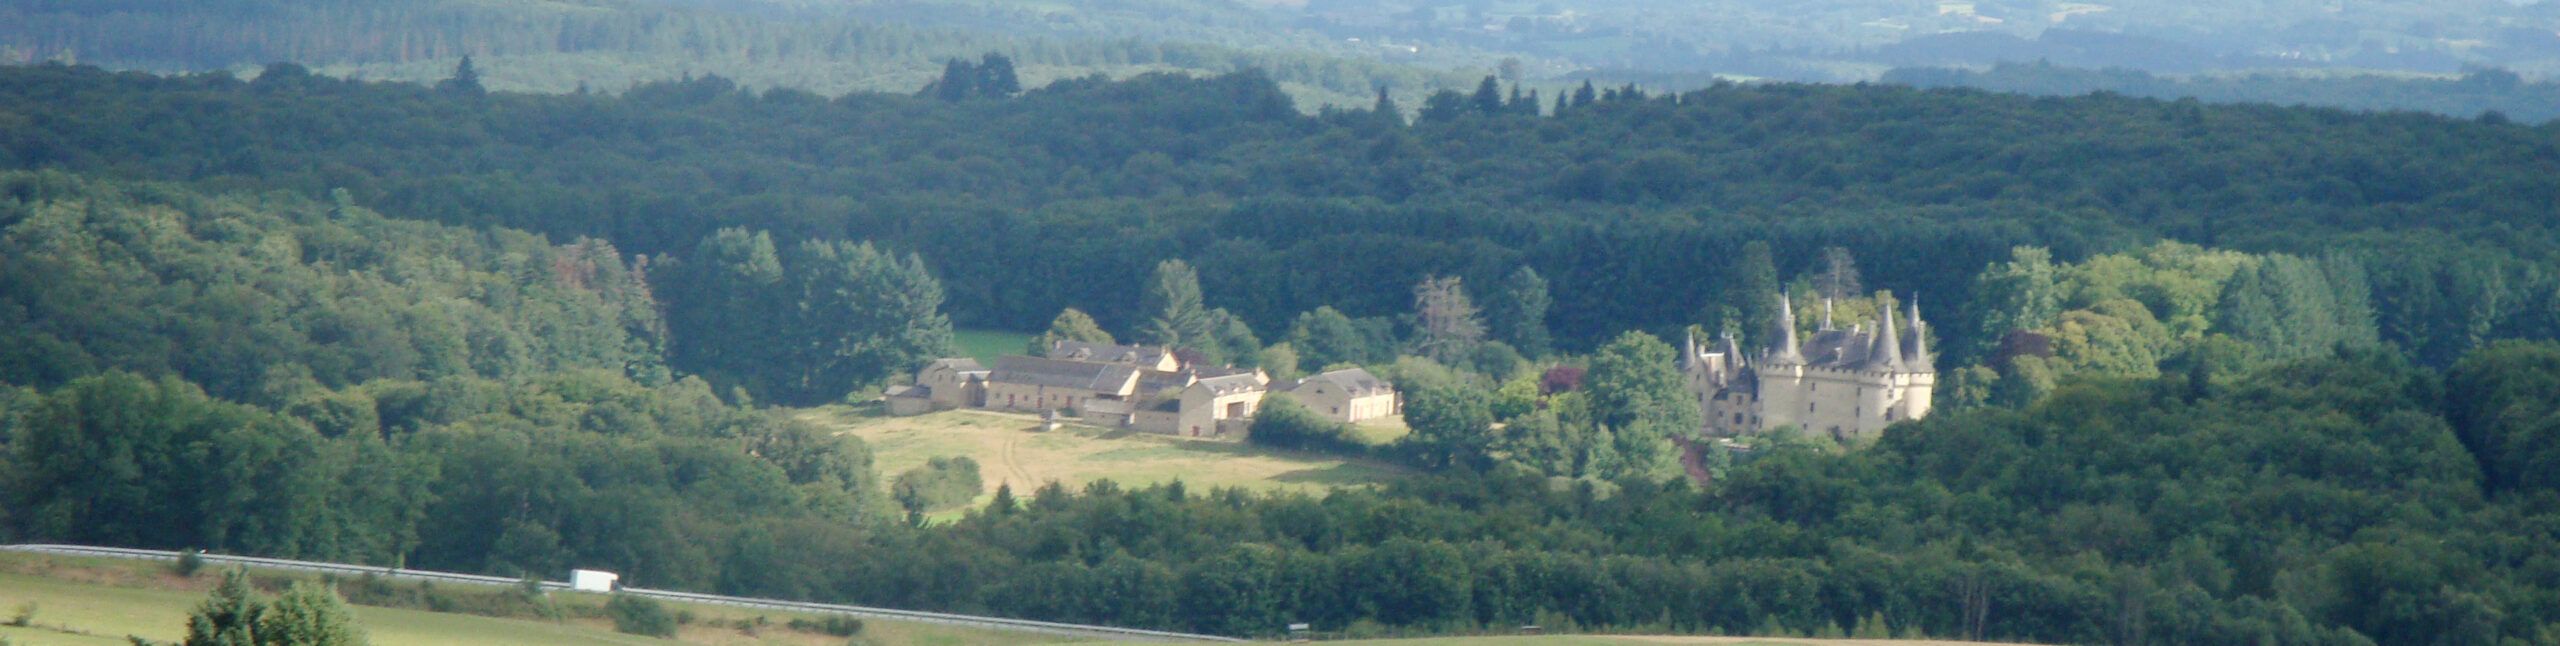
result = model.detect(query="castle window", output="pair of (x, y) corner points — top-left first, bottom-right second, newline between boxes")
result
(1809, 402), (1816, 413)
(1733, 413), (1743, 425)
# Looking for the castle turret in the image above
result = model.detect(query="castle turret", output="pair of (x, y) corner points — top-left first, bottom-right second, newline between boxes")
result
(1868, 301), (1904, 371)
(1907, 297), (1933, 372)
(1768, 292), (1805, 365)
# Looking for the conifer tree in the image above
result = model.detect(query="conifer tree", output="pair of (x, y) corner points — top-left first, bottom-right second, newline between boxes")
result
(185, 569), (263, 646)
(437, 56), (484, 97)
(1485, 266), (1552, 357)
(1727, 241), (1780, 350)
(976, 53), (1021, 97)
(1471, 75), (1505, 115)
(1139, 259), (1212, 351)
(1371, 86), (1404, 128)
(255, 582), (367, 646)
(1409, 275), (1486, 366)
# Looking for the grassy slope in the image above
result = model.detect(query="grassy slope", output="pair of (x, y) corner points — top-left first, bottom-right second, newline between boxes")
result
(806, 407), (1402, 506)
(952, 328), (1037, 365)
(1324, 638), (2046, 645)
(0, 553), (1071, 646)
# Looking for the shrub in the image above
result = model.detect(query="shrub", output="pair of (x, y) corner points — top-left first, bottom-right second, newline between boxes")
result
(605, 594), (678, 637)
(890, 456), (982, 513)
(1246, 397), (1364, 456)
(6, 601), (31, 627)
(173, 549), (205, 577)
(788, 615), (865, 637)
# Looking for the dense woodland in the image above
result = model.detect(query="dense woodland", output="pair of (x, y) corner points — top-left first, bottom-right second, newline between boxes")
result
(5, 59), (2560, 644)
(0, 0), (1473, 107)
(0, 61), (2553, 369)
(1888, 62), (2560, 124)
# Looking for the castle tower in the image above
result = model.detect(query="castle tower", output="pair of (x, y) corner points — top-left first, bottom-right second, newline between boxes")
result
(1868, 304), (1904, 371)
(1769, 292), (1805, 366)
(1900, 297), (1936, 422)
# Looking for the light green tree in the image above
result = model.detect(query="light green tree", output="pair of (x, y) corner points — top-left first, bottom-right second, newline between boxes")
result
(1028, 307), (1114, 354)
(1583, 331), (1695, 479)
(254, 582), (368, 646)
(1138, 259), (1212, 350)
(1969, 246), (2063, 360)
(1407, 275), (1485, 366)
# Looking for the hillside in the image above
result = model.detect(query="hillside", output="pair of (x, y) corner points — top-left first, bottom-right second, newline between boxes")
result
(0, 551), (1065, 645)
(0, 62), (2551, 366)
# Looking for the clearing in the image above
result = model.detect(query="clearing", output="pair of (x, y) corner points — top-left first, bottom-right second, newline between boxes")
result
(0, 551), (1073, 646)
(953, 329), (1037, 364)
(805, 407), (1403, 505)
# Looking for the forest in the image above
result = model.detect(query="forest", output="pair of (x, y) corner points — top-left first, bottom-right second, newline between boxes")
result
(4, 58), (2560, 644)
(0, 61), (2553, 370)
(0, 0), (1476, 107)
(1887, 62), (2560, 124)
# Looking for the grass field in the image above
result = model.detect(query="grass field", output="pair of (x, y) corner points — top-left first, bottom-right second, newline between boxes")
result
(953, 328), (1037, 364)
(0, 552), (1073, 646)
(806, 407), (1403, 507)
(1310, 637), (2047, 646)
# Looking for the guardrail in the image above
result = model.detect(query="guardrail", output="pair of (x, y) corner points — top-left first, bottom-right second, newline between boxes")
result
(1, 543), (1241, 643)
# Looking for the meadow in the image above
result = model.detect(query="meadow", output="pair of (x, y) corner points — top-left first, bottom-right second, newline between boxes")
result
(0, 552), (1070, 646)
(806, 407), (1403, 506)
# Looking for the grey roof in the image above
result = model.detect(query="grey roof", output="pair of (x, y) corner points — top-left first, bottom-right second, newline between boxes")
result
(1047, 340), (1173, 366)
(1135, 369), (1196, 397)
(884, 384), (930, 399)
(927, 357), (988, 373)
(1802, 329), (1873, 369)
(1292, 368), (1393, 397)
(1191, 373), (1266, 396)
(988, 355), (1139, 392)
(1768, 293), (1806, 366)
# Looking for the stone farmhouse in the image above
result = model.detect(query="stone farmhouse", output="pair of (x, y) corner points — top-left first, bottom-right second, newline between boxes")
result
(890, 340), (1401, 439)
(1684, 294), (1936, 443)
(1273, 367), (1399, 424)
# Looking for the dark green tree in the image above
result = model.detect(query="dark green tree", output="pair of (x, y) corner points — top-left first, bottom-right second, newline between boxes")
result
(1470, 75), (1504, 115)
(1726, 241), (1780, 349)
(185, 569), (263, 646)
(436, 56), (483, 97)
(1288, 306), (1374, 370)
(1399, 380), (1497, 471)
(1485, 267), (1553, 357)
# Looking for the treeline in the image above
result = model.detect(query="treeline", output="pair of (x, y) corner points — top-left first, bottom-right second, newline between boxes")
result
(2, 62), (2554, 369)
(688, 346), (2560, 644)
(1887, 62), (2560, 124)
(0, 172), (891, 586)
(0, 0), (1467, 101)
(0, 170), (662, 403)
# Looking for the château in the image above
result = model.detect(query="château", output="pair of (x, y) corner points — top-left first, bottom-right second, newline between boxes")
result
(1685, 294), (1936, 442)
